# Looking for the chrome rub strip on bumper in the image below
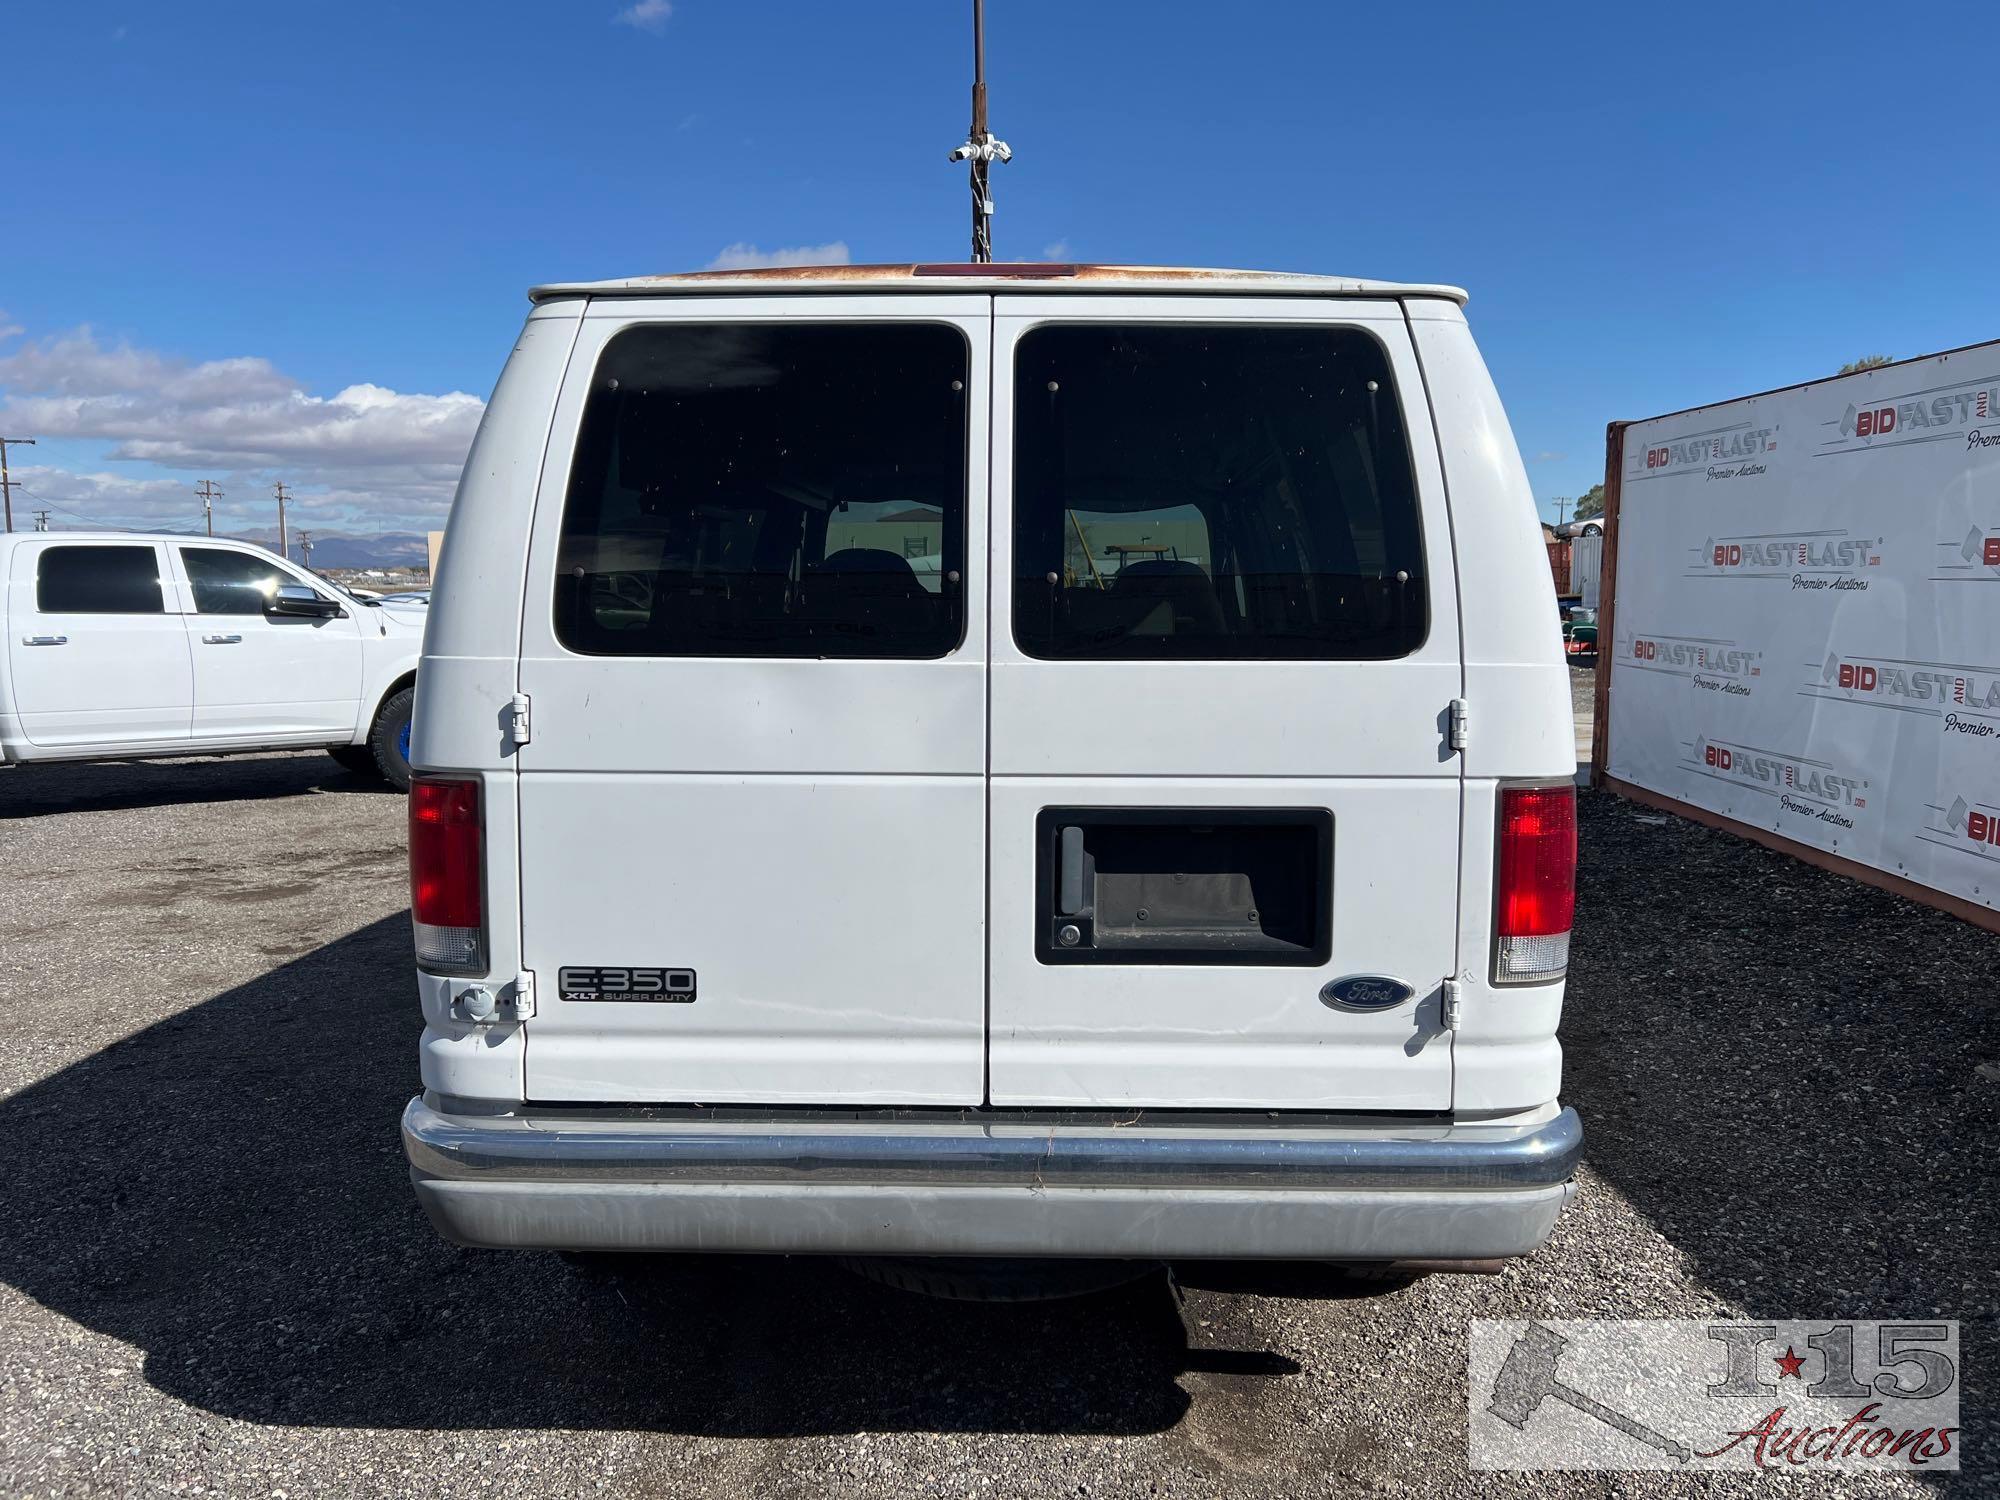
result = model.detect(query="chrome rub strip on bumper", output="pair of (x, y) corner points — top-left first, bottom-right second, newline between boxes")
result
(403, 1096), (1582, 1193)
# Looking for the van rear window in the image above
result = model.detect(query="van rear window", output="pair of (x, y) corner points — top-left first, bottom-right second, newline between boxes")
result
(1012, 324), (1427, 660)
(554, 323), (969, 658)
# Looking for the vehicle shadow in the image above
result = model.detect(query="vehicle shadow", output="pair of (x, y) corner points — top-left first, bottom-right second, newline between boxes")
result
(1562, 791), (1998, 1462)
(0, 914), (1297, 1436)
(0, 751), (391, 819)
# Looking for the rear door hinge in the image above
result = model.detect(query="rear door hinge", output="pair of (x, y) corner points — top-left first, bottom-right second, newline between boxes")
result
(509, 970), (536, 1021)
(1442, 978), (1464, 1031)
(1448, 698), (1470, 753)
(506, 691), (532, 746)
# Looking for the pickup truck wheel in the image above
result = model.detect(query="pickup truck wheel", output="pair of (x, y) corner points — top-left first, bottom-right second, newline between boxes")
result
(366, 686), (416, 791)
(835, 1255), (1161, 1302)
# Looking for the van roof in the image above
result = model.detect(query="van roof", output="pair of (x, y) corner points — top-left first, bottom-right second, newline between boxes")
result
(528, 263), (1469, 305)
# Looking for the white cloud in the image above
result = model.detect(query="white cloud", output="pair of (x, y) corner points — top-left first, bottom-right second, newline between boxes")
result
(0, 328), (484, 532)
(0, 310), (21, 341)
(1533, 451), (1567, 463)
(1042, 239), (1073, 260)
(13, 466), (193, 528)
(614, 0), (672, 33)
(704, 241), (851, 271)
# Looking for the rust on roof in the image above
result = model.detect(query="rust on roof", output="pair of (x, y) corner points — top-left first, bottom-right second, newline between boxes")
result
(529, 263), (1469, 305)
(603, 263), (1323, 285)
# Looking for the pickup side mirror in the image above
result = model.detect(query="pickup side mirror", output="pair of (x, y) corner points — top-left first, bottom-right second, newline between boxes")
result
(268, 583), (346, 620)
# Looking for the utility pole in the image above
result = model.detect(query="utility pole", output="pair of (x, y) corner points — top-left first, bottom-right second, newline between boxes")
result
(0, 436), (37, 534)
(196, 479), (223, 537)
(1552, 495), (1571, 528)
(274, 480), (291, 560)
(948, 0), (1011, 262)
(33, 510), (50, 532)
(298, 530), (314, 570)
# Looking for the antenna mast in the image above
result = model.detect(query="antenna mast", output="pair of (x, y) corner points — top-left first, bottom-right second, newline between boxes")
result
(948, 0), (1010, 262)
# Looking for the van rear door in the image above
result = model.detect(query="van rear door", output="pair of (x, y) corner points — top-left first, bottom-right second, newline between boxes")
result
(513, 296), (990, 1104)
(986, 296), (1462, 1109)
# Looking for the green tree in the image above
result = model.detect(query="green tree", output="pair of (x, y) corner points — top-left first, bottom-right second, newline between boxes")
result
(1838, 355), (1893, 375)
(1572, 483), (1605, 520)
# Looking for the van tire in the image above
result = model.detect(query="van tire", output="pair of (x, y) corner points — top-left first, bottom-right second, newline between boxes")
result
(835, 1255), (1161, 1302)
(365, 686), (416, 791)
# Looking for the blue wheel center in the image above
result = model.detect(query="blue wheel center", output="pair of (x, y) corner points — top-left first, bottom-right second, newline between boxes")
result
(398, 721), (412, 760)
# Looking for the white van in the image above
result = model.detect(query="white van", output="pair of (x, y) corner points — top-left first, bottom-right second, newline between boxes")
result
(0, 531), (423, 786)
(401, 264), (1581, 1278)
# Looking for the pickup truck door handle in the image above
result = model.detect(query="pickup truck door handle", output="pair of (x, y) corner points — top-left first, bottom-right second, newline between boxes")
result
(21, 634), (67, 646)
(201, 633), (244, 645)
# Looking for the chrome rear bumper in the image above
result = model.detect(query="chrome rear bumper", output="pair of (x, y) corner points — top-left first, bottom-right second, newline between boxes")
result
(403, 1096), (1581, 1259)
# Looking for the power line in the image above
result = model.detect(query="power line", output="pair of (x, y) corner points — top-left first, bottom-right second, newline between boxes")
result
(0, 436), (38, 534)
(14, 486), (191, 532)
(34, 498), (130, 528)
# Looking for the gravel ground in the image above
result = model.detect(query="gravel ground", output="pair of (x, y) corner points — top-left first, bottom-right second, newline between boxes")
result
(1, 726), (1993, 1498)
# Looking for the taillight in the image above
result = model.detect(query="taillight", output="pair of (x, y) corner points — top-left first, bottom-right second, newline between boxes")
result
(1494, 783), (1576, 983)
(410, 776), (484, 973)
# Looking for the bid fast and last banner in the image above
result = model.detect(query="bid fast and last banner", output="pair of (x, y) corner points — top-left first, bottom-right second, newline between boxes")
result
(1606, 343), (2000, 914)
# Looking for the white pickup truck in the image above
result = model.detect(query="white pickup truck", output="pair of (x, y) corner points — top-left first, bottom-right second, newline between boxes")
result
(0, 531), (423, 787)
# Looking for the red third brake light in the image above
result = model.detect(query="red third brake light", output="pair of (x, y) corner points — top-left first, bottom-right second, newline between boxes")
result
(410, 777), (484, 972)
(1494, 783), (1577, 982)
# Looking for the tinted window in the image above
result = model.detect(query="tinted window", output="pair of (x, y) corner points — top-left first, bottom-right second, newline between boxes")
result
(183, 547), (288, 614)
(35, 545), (164, 614)
(555, 323), (969, 657)
(1012, 325), (1427, 660)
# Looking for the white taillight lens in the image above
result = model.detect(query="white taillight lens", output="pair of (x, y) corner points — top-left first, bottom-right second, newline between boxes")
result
(414, 920), (484, 973)
(1496, 931), (1571, 982)
(1494, 783), (1577, 984)
(410, 777), (485, 974)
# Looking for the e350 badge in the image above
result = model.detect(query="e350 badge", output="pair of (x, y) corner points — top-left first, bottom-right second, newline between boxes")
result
(558, 966), (697, 1003)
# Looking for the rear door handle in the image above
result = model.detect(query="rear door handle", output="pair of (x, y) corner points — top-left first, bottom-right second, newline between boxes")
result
(1058, 825), (1086, 915)
(202, 633), (243, 645)
(21, 634), (67, 646)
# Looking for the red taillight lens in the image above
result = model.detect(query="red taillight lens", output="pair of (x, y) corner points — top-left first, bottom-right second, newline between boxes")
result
(1495, 783), (1576, 982)
(1497, 784), (1577, 934)
(410, 777), (483, 971)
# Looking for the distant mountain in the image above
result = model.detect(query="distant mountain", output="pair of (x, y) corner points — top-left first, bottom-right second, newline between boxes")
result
(224, 529), (432, 569)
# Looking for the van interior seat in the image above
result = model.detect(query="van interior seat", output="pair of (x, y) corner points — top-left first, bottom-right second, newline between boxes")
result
(813, 547), (925, 587)
(798, 547), (933, 639)
(1110, 558), (1226, 636)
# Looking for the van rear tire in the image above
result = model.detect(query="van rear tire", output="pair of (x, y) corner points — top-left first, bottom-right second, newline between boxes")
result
(364, 686), (416, 791)
(835, 1255), (1161, 1302)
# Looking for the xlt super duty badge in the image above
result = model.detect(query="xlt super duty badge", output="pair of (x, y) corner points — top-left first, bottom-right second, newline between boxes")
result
(558, 966), (696, 1002)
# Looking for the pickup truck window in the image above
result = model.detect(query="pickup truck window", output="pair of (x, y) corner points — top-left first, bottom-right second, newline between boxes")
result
(35, 545), (165, 615)
(553, 322), (969, 658)
(182, 547), (288, 614)
(1012, 324), (1427, 660)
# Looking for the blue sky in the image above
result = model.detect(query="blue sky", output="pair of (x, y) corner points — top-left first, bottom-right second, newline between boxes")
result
(2, 0), (1992, 539)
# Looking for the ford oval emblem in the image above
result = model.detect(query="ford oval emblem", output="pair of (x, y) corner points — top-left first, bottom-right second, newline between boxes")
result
(1320, 975), (1416, 1011)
